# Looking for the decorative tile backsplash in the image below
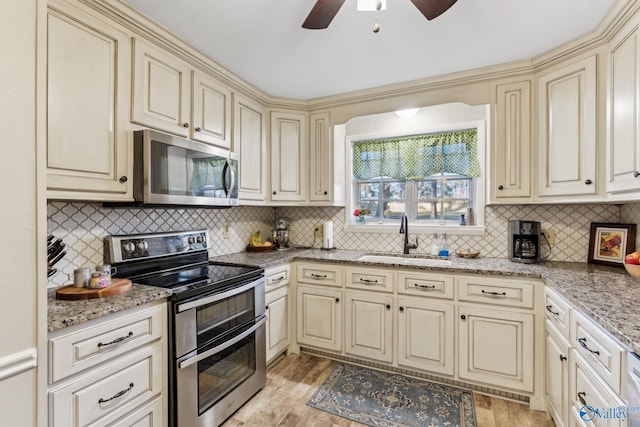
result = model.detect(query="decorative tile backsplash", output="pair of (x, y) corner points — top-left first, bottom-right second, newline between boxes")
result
(48, 201), (632, 288)
(621, 203), (640, 250)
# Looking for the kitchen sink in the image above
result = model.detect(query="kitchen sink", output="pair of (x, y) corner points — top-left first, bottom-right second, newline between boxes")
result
(357, 254), (452, 267)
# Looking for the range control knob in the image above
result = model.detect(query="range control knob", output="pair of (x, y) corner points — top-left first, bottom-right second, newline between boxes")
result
(136, 240), (149, 251)
(122, 242), (135, 253)
(196, 235), (205, 244)
(187, 236), (196, 244)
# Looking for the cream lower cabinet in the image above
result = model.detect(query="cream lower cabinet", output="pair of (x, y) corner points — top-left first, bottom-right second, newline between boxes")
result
(397, 298), (454, 376)
(48, 301), (167, 427)
(296, 285), (342, 352)
(46, 0), (131, 200)
(265, 264), (292, 364)
(546, 320), (570, 427)
(458, 305), (534, 393)
(345, 291), (393, 363)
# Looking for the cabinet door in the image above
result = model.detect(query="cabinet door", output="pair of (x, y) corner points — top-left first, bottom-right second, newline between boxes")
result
(296, 286), (341, 351)
(266, 286), (289, 363)
(191, 71), (231, 148)
(309, 112), (332, 202)
(537, 56), (597, 197)
(132, 38), (190, 137)
(490, 79), (532, 201)
(345, 291), (392, 363)
(458, 305), (534, 392)
(46, 5), (131, 200)
(546, 321), (570, 427)
(397, 298), (454, 376)
(234, 94), (267, 201)
(607, 21), (640, 194)
(271, 111), (307, 201)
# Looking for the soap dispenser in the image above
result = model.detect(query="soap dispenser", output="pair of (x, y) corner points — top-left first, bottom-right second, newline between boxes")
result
(438, 234), (449, 257)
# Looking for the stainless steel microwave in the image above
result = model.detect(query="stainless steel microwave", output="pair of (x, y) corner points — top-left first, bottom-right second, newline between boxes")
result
(133, 130), (238, 207)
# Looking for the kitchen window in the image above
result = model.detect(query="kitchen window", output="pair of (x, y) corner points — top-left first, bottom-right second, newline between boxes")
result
(350, 126), (484, 230)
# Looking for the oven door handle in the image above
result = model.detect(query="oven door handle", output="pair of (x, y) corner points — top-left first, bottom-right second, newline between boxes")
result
(177, 278), (263, 312)
(178, 315), (266, 370)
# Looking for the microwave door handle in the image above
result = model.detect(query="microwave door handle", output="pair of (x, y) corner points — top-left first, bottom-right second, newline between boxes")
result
(178, 316), (266, 370)
(222, 160), (235, 199)
(228, 160), (235, 199)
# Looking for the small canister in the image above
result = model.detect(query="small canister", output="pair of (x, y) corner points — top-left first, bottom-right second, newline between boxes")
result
(96, 264), (111, 277)
(73, 268), (91, 288)
(88, 272), (102, 288)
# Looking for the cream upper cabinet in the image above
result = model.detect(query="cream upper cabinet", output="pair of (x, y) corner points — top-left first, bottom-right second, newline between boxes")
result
(308, 112), (332, 202)
(607, 18), (640, 195)
(46, 2), (131, 200)
(234, 94), (267, 202)
(270, 111), (307, 202)
(132, 38), (191, 137)
(537, 55), (597, 198)
(489, 78), (533, 202)
(191, 71), (231, 148)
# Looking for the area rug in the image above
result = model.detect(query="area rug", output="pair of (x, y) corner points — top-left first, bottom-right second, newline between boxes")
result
(307, 363), (476, 427)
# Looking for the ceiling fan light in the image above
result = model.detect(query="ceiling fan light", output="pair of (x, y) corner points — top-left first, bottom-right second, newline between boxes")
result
(395, 108), (420, 117)
(357, 0), (387, 12)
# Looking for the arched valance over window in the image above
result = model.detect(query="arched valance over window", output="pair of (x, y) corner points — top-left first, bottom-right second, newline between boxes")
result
(352, 128), (479, 180)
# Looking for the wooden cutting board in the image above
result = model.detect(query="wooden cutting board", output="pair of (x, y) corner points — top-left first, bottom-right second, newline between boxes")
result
(55, 278), (132, 300)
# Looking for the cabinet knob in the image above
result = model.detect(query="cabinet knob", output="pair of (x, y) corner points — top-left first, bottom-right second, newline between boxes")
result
(195, 127), (202, 132)
(324, 191), (328, 195)
(386, 304), (391, 310)
(399, 306), (404, 312)
(584, 179), (593, 185)
(634, 171), (640, 178)
(460, 314), (466, 320)
(335, 297), (340, 303)
(272, 191), (277, 195)
(183, 123), (190, 128)
(498, 185), (504, 191)
(265, 305), (269, 310)
(559, 354), (567, 362)
(119, 176), (128, 183)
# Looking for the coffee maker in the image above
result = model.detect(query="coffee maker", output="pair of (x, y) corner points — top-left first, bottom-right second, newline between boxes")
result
(508, 220), (542, 263)
(272, 217), (291, 250)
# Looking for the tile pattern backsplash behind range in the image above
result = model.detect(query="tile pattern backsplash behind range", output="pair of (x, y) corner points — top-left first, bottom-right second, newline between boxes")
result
(47, 202), (276, 287)
(277, 204), (623, 262)
(621, 203), (640, 250)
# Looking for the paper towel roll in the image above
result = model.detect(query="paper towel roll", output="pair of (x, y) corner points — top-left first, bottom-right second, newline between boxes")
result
(323, 221), (334, 249)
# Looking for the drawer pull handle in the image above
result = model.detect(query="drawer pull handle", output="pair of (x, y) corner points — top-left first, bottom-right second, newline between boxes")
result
(578, 337), (600, 356)
(359, 278), (379, 284)
(311, 273), (327, 279)
(481, 290), (507, 297)
(545, 305), (560, 316)
(559, 354), (567, 362)
(414, 283), (436, 290)
(97, 331), (133, 349)
(98, 382), (134, 404)
(272, 275), (285, 282)
(577, 391), (587, 406)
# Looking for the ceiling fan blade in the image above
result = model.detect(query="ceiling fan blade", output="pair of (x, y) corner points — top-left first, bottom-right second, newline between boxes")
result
(302, 0), (346, 29)
(409, 0), (458, 20)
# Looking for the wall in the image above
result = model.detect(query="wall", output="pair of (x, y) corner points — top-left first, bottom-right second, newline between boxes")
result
(47, 202), (275, 287)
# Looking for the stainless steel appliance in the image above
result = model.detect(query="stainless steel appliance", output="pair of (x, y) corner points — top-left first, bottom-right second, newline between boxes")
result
(272, 217), (291, 250)
(105, 230), (265, 427)
(508, 220), (542, 263)
(132, 130), (239, 207)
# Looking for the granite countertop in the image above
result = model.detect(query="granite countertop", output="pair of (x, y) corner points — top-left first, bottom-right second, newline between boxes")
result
(48, 284), (171, 333)
(210, 248), (640, 354)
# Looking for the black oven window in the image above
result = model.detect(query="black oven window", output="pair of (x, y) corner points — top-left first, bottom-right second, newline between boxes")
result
(198, 333), (257, 414)
(196, 288), (256, 346)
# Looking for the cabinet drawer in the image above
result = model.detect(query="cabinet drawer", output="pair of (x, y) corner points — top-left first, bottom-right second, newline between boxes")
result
(397, 271), (454, 299)
(265, 264), (290, 292)
(104, 396), (163, 427)
(345, 267), (393, 292)
(296, 263), (343, 287)
(49, 342), (163, 427)
(545, 287), (572, 339)
(570, 310), (626, 394)
(49, 303), (165, 383)
(568, 350), (626, 427)
(458, 276), (535, 309)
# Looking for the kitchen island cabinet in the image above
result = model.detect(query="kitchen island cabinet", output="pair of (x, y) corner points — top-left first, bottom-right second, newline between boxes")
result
(46, 0), (131, 201)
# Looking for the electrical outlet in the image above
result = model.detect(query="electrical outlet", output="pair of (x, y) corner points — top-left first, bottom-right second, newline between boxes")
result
(542, 228), (555, 246)
(222, 223), (230, 239)
(314, 226), (322, 239)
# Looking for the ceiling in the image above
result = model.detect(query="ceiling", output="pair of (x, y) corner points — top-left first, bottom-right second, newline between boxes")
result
(121, 0), (616, 100)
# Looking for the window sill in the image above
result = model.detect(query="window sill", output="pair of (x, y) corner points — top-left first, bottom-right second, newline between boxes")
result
(344, 223), (486, 236)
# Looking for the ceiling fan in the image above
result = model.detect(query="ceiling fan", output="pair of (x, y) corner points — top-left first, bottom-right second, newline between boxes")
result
(302, 0), (458, 29)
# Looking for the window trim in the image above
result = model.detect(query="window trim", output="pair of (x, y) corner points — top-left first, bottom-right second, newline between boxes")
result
(344, 120), (486, 235)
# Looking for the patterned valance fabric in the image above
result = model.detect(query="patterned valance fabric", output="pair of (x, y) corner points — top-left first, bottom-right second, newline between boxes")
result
(352, 128), (479, 180)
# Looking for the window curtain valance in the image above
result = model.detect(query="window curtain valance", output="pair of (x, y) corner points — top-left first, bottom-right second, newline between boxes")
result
(352, 128), (479, 180)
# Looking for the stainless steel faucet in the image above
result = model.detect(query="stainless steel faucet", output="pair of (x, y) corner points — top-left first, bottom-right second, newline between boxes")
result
(399, 213), (418, 254)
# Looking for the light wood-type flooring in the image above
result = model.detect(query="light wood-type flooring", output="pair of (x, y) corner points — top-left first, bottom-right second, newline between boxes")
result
(221, 353), (554, 427)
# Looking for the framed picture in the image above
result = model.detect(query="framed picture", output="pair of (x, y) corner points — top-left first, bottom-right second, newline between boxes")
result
(588, 223), (636, 267)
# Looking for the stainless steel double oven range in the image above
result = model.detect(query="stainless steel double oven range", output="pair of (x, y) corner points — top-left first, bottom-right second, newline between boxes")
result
(105, 230), (266, 427)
